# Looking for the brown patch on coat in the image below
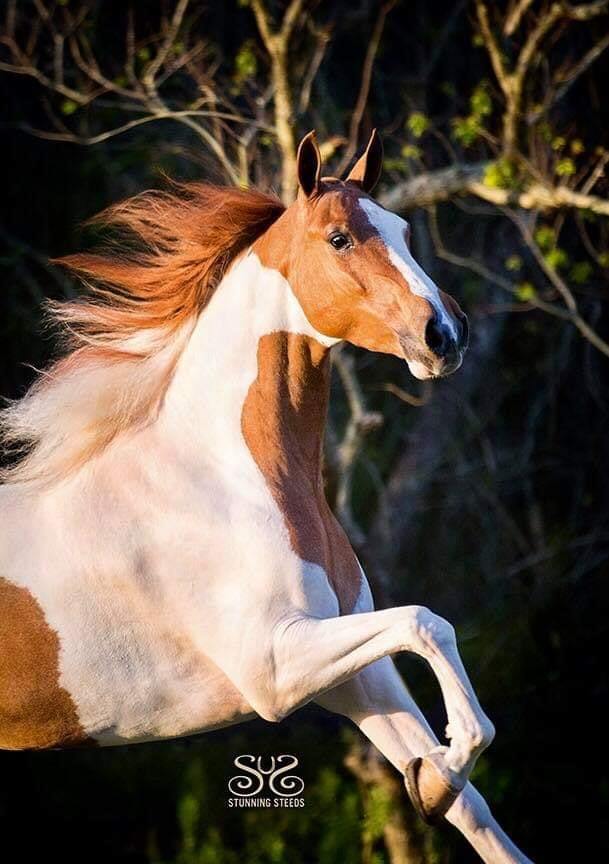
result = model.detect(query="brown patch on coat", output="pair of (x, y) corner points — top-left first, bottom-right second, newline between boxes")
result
(0, 576), (90, 749)
(241, 333), (362, 613)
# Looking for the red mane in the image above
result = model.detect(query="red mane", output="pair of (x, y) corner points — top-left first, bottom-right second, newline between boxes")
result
(54, 182), (285, 341)
(0, 183), (285, 485)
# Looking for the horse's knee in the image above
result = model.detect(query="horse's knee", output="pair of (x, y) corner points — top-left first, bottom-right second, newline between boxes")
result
(473, 716), (495, 751)
(406, 605), (456, 650)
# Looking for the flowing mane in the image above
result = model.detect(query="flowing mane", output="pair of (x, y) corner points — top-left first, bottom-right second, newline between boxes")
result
(0, 182), (285, 486)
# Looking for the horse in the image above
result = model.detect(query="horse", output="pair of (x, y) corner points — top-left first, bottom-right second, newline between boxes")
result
(0, 130), (531, 863)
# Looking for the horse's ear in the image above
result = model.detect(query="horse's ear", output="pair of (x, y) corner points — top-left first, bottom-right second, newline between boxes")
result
(297, 131), (322, 198)
(345, 129), (383, 193)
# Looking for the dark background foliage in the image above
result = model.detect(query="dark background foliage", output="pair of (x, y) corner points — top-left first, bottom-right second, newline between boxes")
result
(1, 1), (609, 861)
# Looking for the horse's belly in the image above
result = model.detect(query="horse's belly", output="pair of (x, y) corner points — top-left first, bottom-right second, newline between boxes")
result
(91, 648), (257, 746)
(0, 572), (254, 748)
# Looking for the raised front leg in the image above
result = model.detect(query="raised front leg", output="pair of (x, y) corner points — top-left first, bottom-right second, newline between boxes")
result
(318, 658), (534, 864)
(223, 604), (494, 800)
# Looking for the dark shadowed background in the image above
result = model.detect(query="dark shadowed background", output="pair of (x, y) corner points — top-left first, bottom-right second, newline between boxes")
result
(1, 1), (609, 861)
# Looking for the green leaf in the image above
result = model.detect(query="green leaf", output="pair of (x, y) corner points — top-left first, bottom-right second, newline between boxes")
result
(234, 42), (257, 82)
(137, 47), (151, 62)
(470, 84), (492, 118)
(452, 116), (480, 147)
(545, 247), (569, 270)
(363, 786), (393, 843)
(570, 139), (585, 155)
(407, 111), (430, 138)
(483, 158), (516, 189)
(556, 157), (576, 177)
(382, 158), (407, 172)
(569, 261), (593, 284)
(401, 144), (422, 159)
(178, 793), (200, 855)
(516, 282), (536, 301)
(505, 255), (522, 272)
(60, 99), (78, 116)
(598, 252), (609, 268)
(534, 225), (555, 252)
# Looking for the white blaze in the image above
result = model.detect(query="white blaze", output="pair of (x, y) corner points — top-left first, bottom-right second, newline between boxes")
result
(358, 198), (458, 339)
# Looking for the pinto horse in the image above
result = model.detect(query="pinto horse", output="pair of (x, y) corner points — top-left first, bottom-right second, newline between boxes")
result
(0, 131), (531, 863)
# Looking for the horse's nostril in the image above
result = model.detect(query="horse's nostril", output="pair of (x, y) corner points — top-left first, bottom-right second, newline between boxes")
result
(425, 315), (453, 358)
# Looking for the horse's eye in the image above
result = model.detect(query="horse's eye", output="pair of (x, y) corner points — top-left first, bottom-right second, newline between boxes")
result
(329, 232), (351, 251)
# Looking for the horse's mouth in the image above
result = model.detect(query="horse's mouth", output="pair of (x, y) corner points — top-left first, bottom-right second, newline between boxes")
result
(404, 350), (464, 380)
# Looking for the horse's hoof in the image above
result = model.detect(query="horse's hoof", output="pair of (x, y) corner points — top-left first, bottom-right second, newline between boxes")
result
(403, 755), (463, 824)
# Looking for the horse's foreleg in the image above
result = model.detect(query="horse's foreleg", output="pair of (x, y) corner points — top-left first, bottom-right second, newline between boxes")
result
(266, 606), (494, 777)
(317, 658), (533, 864)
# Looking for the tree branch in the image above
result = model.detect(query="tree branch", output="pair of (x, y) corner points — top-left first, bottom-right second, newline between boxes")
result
(477, 0), (609, 155)
(380, 161), (609, 216)
(251, 0), (305, 202)
(504, 0), (535, 36)
(142, 0), (191, 94)
(335, 0), (396, 178)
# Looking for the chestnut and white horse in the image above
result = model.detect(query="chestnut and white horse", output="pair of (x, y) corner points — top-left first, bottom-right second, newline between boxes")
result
(0, 131), (531, 863)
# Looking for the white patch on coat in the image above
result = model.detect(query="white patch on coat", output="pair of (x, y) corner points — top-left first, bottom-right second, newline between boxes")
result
(358, 198), (458, 339)
(0, 252), (342, 742)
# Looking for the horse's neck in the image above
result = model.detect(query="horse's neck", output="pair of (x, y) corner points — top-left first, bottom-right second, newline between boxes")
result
(158, 251), (336, 482)
(242, 329), (331, 489)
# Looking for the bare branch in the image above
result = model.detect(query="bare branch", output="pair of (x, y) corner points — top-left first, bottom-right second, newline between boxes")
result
(552, 30), (609, 105)
(280, 0), (306, 40)
(330, 349), (383, 547)
(582, 149), (609, 195)
(429, 207), (609, 358)
(378, 381), (431, 407)
(380, 162), (492, 210)
(251, 0), (306, 203)
(0, 55), (98, 105)
(504, 0), (535, 36)
(380, 161), (609, 216)
(475, 0), (511, 98)
(335, 0), (396, 178)
(5, 109), (268, 151)
(142, 0), (191, 96)
(470, 179), (609, 216)
(477, 0), (609, 155)
(0, 2), (265, 184)
(298, 23), (331, 116)
(564, 0), (609, 22)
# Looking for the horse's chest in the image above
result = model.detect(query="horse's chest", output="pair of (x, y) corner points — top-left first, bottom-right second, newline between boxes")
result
(160, 455), (363, 616)
(200, 484), (363, 615)
(276, 490), (363, 614)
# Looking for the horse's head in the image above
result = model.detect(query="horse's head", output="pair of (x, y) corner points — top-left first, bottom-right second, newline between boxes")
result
(280, 130), (468, 379)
